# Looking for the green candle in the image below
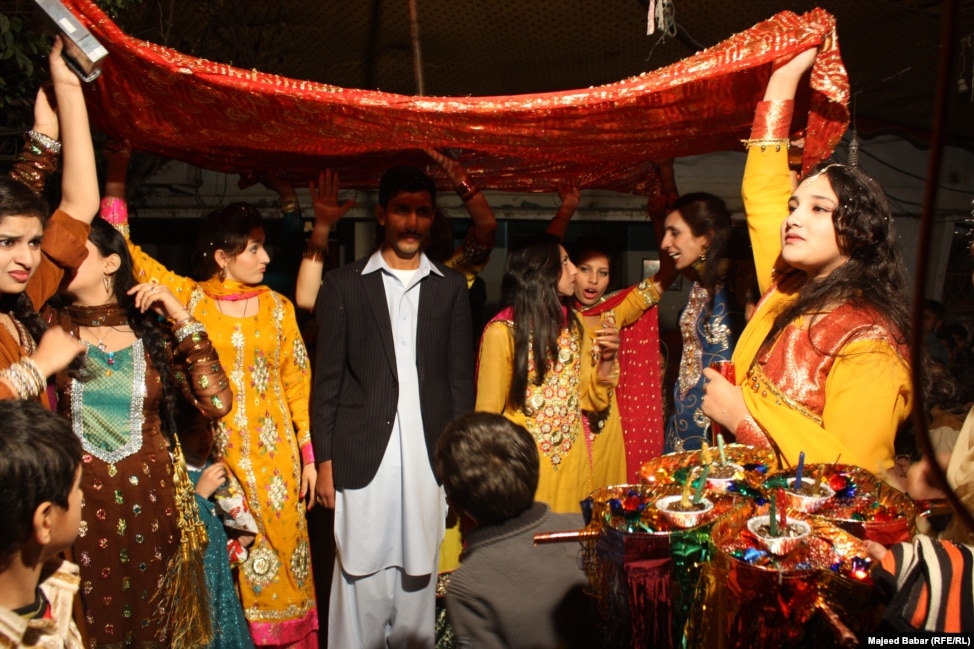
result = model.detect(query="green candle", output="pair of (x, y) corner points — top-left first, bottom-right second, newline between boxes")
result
(769, 490), (779, 536)
(692, 464), (711, 505)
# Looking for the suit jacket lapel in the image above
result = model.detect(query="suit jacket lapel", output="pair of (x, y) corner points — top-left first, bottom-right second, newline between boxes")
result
(361, 268), (398, 378)
(416, 271), (443, 366)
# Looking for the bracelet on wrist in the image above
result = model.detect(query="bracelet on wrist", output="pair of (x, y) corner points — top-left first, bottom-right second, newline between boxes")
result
(174, 320), (205, 343)
(0, 358), (46, 399)
(27, 130), (62, 155)
(169, 313), (192, 327)
(454, 178), (480, 202)
(100, 197), (129, 224)
(303, 241), (328, 262)
(300, 444), (316, 466)
(741, 138), (790, 152)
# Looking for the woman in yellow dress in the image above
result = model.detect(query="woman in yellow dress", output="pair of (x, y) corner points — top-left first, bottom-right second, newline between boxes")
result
(702, 49), (913, 479)
(101, 198), (318, 648)
(475, 233), (621, 513)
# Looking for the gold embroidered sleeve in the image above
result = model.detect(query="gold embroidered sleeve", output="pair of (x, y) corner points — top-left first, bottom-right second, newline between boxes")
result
(9, 133), (59, 196)
(621, 280), (661, 325)
(172, 321), (232, 418)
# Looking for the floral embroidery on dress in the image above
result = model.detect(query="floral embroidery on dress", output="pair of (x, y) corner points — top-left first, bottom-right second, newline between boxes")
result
(257, 415), (278, 454)
(704, 319), (731, 348)
(229, 328), (247, 428)
(266, 472), (288, 513)
(292, 338), (309, 371)
(523, 328), (581, 470)
(213, 420), (229, 459)
(249, 350), (269, 395)
(290, 539), (311, 586)
(244, 544), (280, 592)
(677, 283), (710, 398)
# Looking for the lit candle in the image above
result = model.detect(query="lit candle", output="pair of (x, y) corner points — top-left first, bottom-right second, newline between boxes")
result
(769, 490), (779, 536)
(794, 451), (805, 490)
(680, 474), (693, 508)
(692, 464), (711, 504)
(700, 441), (713, 465)
(717, 433), (727, 466)
(813, 468), (824, 495)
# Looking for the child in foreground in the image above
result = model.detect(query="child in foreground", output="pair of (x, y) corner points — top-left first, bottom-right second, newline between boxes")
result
(0, 400), (84, 648)
(434, 411), (603, 649)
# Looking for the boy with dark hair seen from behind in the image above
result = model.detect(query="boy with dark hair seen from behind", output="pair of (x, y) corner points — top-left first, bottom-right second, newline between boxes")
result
(0, 400), (84, 648)
(435, 412), (602, 649)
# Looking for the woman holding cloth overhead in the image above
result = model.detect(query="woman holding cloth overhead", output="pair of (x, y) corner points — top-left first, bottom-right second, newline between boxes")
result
(702, 49), (912, 478)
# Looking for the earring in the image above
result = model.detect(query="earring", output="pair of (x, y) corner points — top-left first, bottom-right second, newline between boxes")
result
(218, 267), (227, 282)
(103, 274), (113, 296)
(691, 251), (707, 275)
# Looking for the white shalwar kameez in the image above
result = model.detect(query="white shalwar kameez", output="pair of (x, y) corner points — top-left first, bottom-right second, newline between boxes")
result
(329, 253), (447, 649)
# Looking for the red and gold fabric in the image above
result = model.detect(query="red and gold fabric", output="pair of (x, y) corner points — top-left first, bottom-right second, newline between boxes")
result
(64, 0), (847, 191)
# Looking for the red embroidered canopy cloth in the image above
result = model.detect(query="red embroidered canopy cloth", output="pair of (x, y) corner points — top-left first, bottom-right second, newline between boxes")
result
(67, 0), (849, 195)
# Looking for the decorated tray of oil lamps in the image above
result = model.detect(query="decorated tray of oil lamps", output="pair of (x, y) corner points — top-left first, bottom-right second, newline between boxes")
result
(588, 481), (738, 536)
(762, 463), (916, 545)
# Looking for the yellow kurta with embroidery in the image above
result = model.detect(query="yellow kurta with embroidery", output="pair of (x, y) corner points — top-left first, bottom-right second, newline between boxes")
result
(732, 146), (912, 476)
(125, 244), (317, 645)
(475, 314), (616, 514)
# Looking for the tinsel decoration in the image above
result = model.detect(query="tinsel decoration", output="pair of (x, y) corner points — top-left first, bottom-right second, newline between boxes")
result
(151, 435), (213, 648)
(571, 449), (904, 647)
(639, 444), (775, 489)
(581, 481), (740, 646)
(686, 501), (878, 648)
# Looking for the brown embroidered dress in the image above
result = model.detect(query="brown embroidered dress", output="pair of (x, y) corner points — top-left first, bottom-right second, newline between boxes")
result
(51, 306), (231, 648)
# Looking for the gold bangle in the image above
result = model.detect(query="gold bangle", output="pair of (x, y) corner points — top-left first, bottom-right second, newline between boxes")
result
(281, 199), (300, 214)
(741, 138), (790, 151)
(169, 313), (192, 327)
(27, 130), (62, 155)
(303, 241), (327, 262)
(454, 178), (480, 202)
(637, 279), (661, 307)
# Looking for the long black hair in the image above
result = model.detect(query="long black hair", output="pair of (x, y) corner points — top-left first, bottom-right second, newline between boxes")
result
(85, 219), (181, 442)
(766, 163), (911, 346)
(501, 232), (578, 410)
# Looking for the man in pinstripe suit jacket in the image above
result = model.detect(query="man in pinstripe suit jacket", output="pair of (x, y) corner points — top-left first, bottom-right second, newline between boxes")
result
(312, 166), (474, 648)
